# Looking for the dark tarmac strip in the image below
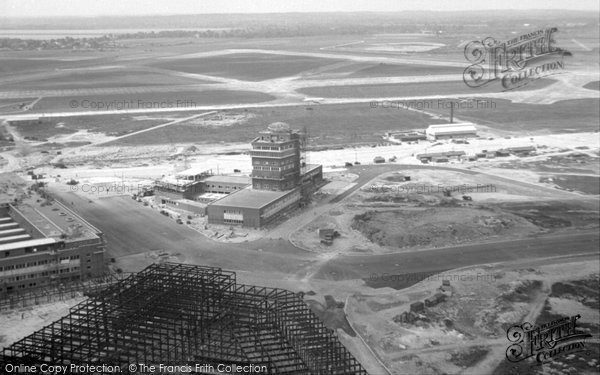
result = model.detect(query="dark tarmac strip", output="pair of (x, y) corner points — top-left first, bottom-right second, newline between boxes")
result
(317, 232), (600, 287)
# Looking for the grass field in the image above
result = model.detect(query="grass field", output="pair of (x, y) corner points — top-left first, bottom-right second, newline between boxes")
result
(302, 62), (463, 79)
(0, 56), (112, 76)
(427, 98), (600, 133)
(9, 115), (167, 140)
(347, 62), (464, 77)
(0, 58), (73, 76)
(0, 98), (32, 114)
(151, 53), (344, 81)
(297, 78), (555, 98)
(583, 80), (600, 91)
(29, 89), (275, 112)
(552, 175), (600, 195)
(2, 70), (214, 90)
(109, 102), (445, 146)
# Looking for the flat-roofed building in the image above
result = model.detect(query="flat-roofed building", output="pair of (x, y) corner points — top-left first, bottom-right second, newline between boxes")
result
(154, 169), (250, 213)
(0, 195), (105, 296)
(416, 151), (466, 162)
(426, 123), (477, 141)
(207, 188), (301, 228)
(207, 123), (323, 227)
(202, 175), (251, 194)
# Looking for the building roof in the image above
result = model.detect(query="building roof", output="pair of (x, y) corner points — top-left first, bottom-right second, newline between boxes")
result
(301, 164), (322, 175)
(158, 176), (197, 187)
(13, 197), (101, 242)
(175, 199), (208, 208)
(198, 193), (228, 201)
(426, 123), (477, 134)
(416, 151), (466, 158)
(506, 146), (536, 152)
(209, 188), (297, 209)
(0, 237), (56, 252)
(175, 167), (213, 178)
(203, 175), (251, 185)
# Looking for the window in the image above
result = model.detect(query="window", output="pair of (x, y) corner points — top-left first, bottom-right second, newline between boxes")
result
(4, 251), (9, 257)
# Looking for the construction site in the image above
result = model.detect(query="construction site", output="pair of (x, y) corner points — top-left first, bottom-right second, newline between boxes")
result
(152, 122), (323, 228)
(0, 7), (598, 375)
(0, 262), (368, 374)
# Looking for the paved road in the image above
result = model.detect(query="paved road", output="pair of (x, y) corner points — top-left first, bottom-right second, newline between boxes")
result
(49, 182), (599, 290)
(315, 232), (599, 285)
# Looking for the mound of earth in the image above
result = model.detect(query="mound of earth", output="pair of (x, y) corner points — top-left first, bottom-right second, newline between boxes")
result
(351, 207), (539, 248)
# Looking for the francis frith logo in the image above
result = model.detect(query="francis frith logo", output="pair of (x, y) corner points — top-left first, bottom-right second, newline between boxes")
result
(463, 27), (571, 91)
(505, 315), (592, 364)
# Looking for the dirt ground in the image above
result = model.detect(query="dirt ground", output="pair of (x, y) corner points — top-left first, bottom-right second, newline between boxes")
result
(346, 260), (600, 375)
(352, 207), (540, 249)
(291, 168), (597, 254)
(0, 296), (85, 350)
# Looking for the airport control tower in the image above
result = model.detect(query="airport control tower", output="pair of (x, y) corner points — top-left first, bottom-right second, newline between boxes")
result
(250, 122), (302, 191)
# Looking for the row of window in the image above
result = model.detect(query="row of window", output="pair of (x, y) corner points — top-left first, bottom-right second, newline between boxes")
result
(0, 254), (85, 272)
(253, 159), (295, 166)
(253, 144), (295, 151)
(223, 218), (244, 224)
(254, 166), (280, 171)
(1, 275), (82, 292)
(2, 267), (82, 282)
(206, 184), (242, 190)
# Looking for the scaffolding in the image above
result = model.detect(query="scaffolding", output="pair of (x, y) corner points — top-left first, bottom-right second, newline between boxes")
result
(1, 263), (369, 374)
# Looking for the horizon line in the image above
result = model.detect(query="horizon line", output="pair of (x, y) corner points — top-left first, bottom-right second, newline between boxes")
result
(2, 8), (599, 20)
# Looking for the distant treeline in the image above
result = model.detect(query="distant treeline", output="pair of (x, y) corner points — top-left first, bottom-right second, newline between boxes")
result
(0, 35), (115, 51)
(0, 24), (426, 50)
(1, 9), (597, 51)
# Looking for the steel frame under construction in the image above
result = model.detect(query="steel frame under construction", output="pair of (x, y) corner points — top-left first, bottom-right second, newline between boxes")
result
(1, 263), (369, 374)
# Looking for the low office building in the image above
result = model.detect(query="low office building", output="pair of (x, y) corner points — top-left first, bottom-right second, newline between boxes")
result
(202, 175), (251, 194)
(0, 195), (105, 296)
(416, 151), (466, 162)
(154, 168), (250, 214)
(426, 123), (477, 141)
(506, 146), (536, 156)
(207, 188), (301, 228)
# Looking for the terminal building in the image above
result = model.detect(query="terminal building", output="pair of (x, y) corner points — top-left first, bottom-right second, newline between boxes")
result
(425, 123), (477, 141)
(207, 123), (323, 228)
(0, 195), (105, 296)
(154, 168), (250, 215)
